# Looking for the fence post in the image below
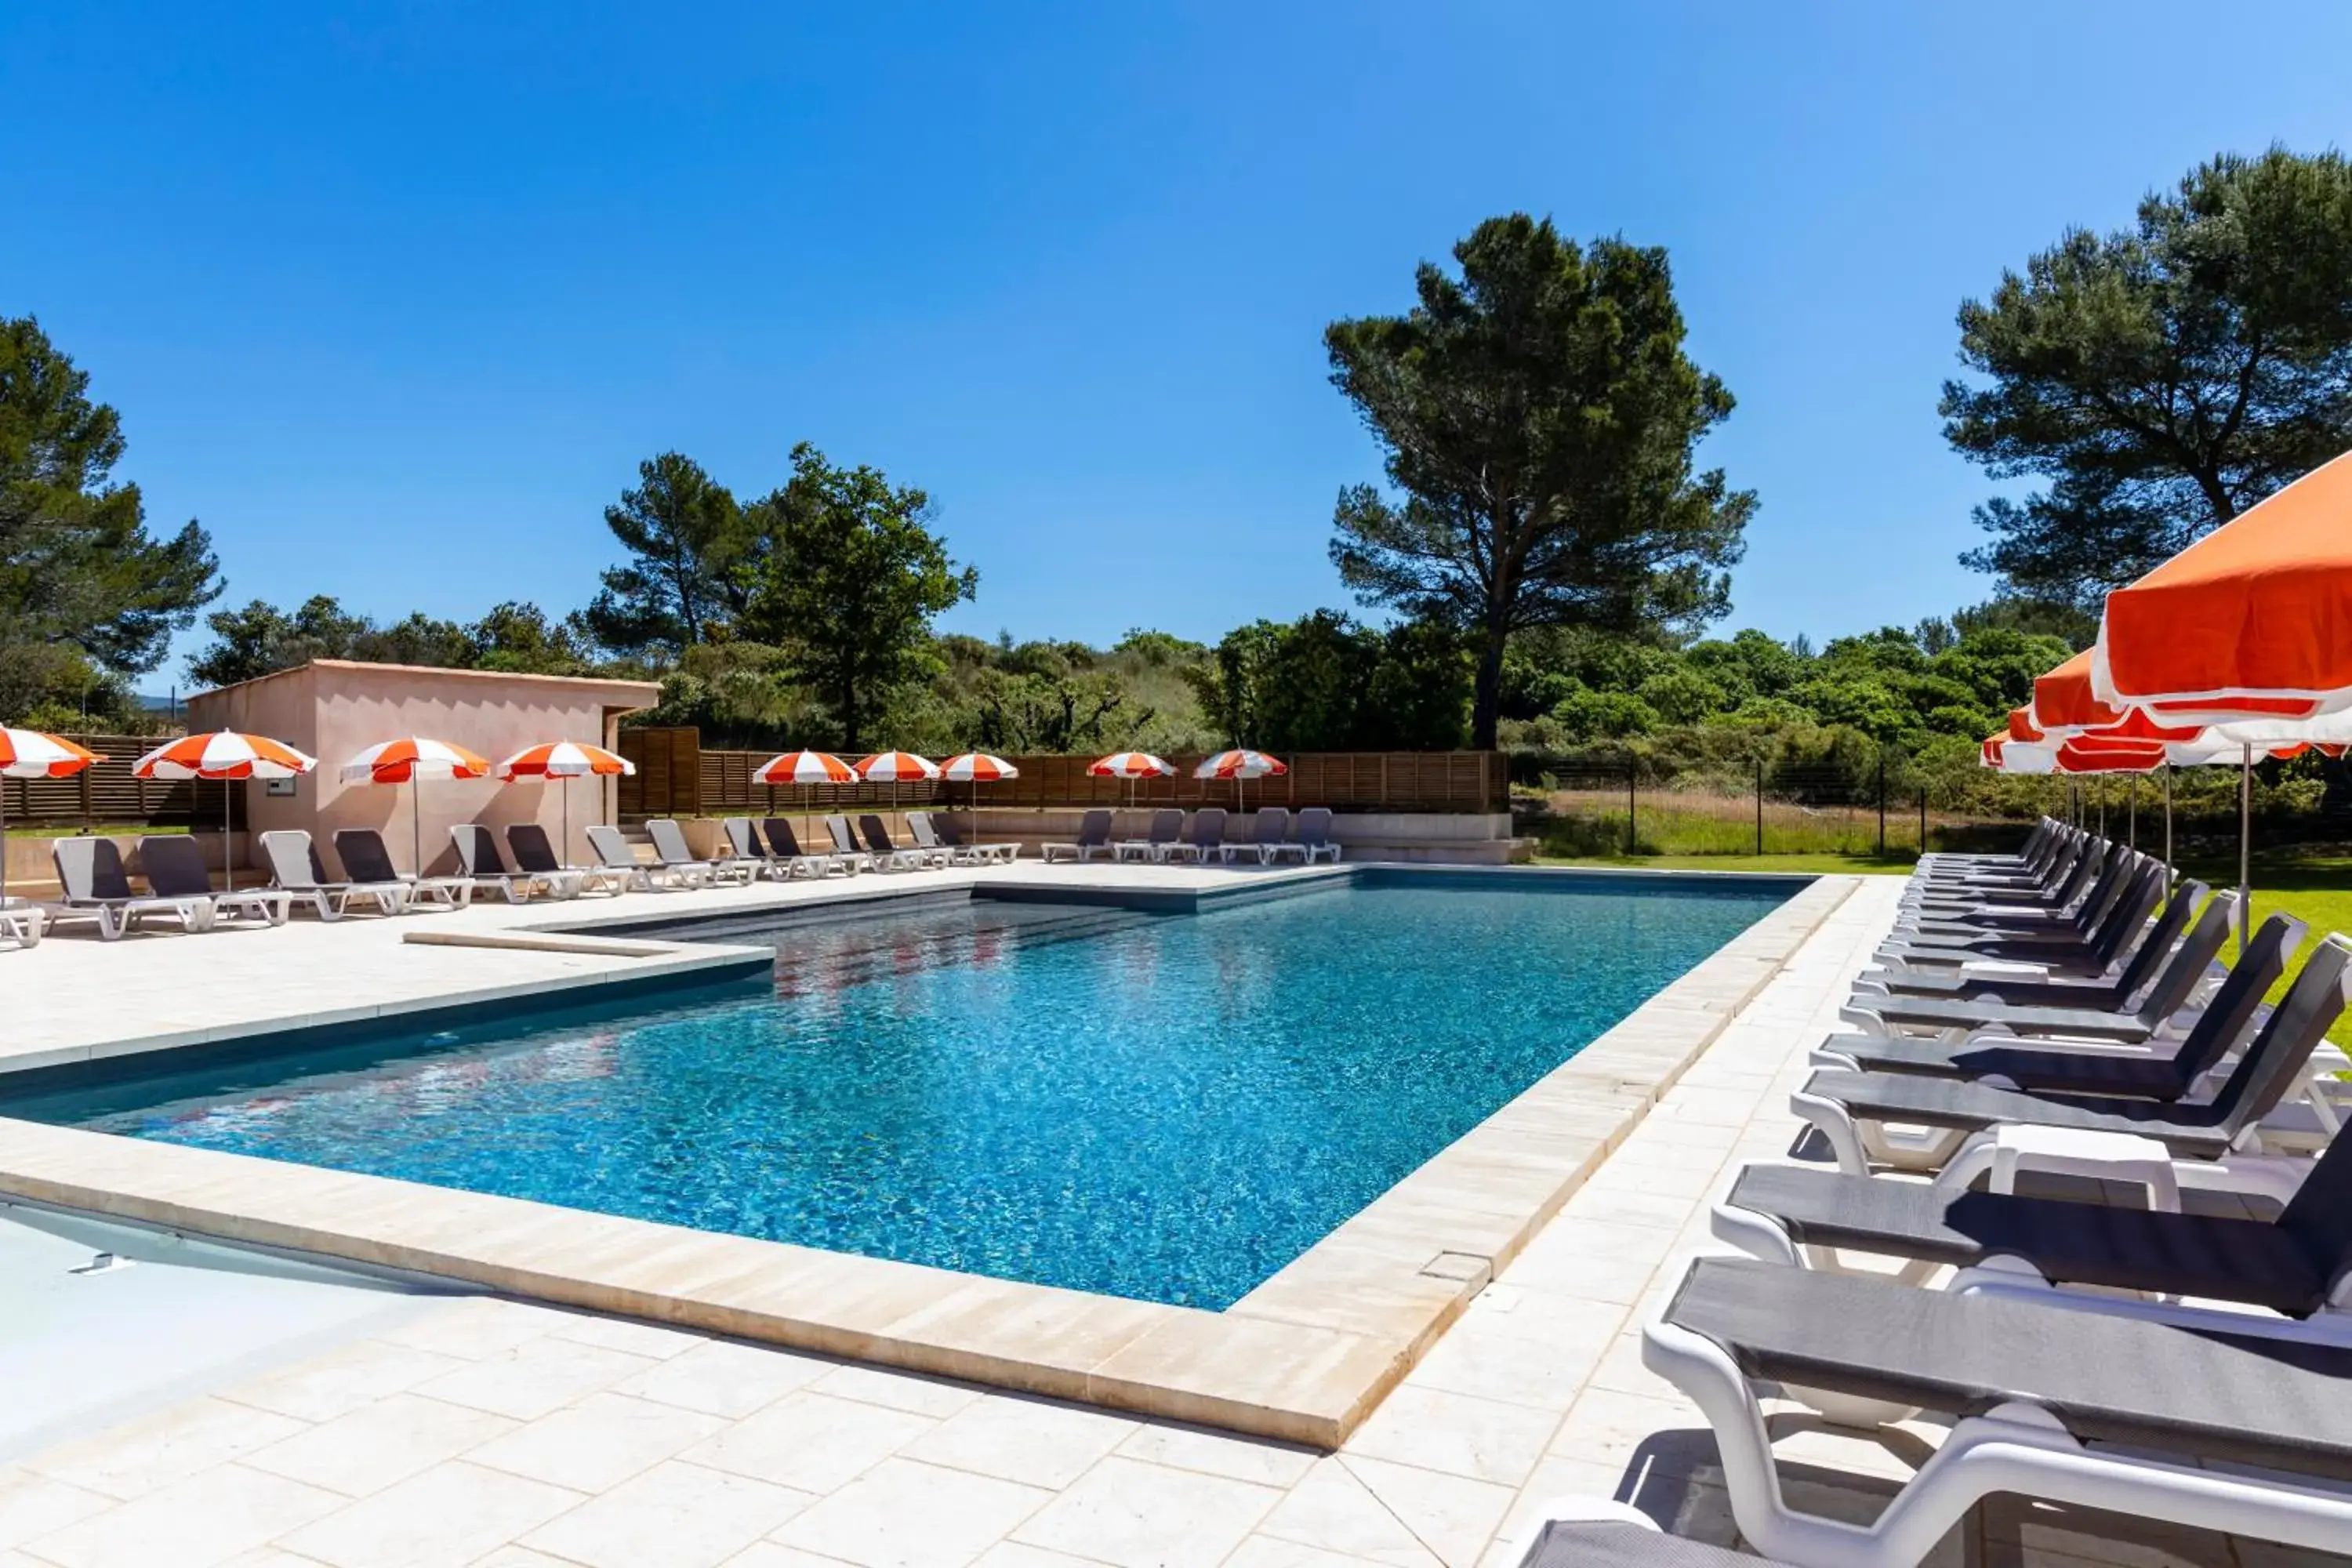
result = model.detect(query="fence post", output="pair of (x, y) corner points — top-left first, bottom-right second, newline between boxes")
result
(1754, 757), (1763, 855)
(1625, 754), (1637, 856)
(1876, 753), (1886, 858)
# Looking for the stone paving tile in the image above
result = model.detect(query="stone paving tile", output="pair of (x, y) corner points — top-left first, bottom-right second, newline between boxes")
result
(464, 1391), (729, 1493)
(411, 1337), (661, 1423)
(19, 1462), (341, 1568)
(518, 1458), (816, 1568)
(680, 1394), (935, 1496)
(773, 1457), (1054, 1568)
(1338, 1455), (1515, 1568)
(612, 1339), (837, 1420)
(215, 1339), (473, 1425)
(1010, 1457), (1282, 1568)
(1110, 1425), (1319, 1490)
(1254, 1458), (1444, 1568)
(20, 1398), (307, 1502)
(0, 1472), (111, 1555)
(808, 1365), (985, 1421)
(273, 1458), (584, 1568)
(240, 1392), (517, 1497)
(1341, 1388), (1559, 1489)
(902, 1397), (1138, 1491)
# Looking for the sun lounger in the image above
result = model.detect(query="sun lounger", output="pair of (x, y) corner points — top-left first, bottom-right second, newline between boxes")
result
(1235, 806), (1299, 865)
(508, 823), (632, 896)
(452, 823), (581, 902)
(584, 824), (664, 891)
(1115, 808), (1184, 862)
(1040, 809), (1113, 863)
(1163, 806), (1230, 864)
(822, 815), (881, 873)
(859, 814), (941, 870)
(0, 898), (43, 948)
(260, 830), (407, 920)
(761, 818), (855, 878)
(138, 833), (289, 929)
(924, 811), (1018, 864)
(1294, 806), (1342, 863)
(1644, 1254), (2352, 1565)
(1795, 934), (2352, 1175)
(645, 818), (751, 886)
(1876, 857), (2162, 976)
(1713, 1121), (2352, 1318)
(49, 837), (212, 940)
(1860, 879), (2209, 1007)
(1886, 848), (2151, 955)
(334, 829), (472, 910)
(1842, 889), (2242, 1046)
(1824, 909), (2294, 1096)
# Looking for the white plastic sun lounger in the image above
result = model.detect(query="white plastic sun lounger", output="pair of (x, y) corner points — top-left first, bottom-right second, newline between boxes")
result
(1040, 809), (1112, 863)
(1646, 1254), (2352, 1566)
(452, 823), (581, 902)
(334, 829), (473, 911)
(508, 823), (632, 896)
(138, 833), (289, 930)
(260, 830), (407, 920)
(50, 837), (210, 940)
(646, 818), (752, 886)
(583, 825), (664, 891)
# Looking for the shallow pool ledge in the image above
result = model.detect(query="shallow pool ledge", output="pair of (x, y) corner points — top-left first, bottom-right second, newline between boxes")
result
(0, 874), (1859, 1447)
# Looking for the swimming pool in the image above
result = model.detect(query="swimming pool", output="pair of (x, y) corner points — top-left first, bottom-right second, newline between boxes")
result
(5, 872), (1798, 1308)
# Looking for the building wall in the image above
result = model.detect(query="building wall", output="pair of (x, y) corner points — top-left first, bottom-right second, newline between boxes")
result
(188, 662), (659, 876)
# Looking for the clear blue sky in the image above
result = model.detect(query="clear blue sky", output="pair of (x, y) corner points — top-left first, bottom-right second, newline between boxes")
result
(8, 2), (2350, 684)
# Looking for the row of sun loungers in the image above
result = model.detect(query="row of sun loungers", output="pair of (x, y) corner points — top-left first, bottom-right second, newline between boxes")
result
(1039, 805), (1341, 864)
(1599, 817), (2352, 1566)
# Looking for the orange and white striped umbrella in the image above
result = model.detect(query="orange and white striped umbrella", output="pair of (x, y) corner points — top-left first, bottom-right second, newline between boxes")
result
(1194, 748), (1287, 780)
(939, 753), (1018, 782)
(0, 728), (103, 779)
(855, 751), (940, 782)
(132, 729), (316, 779)
(339, 737), (492, 784)
(496, 741), (635, 779)
(756, 750), (855, 785)
(1087, 751), (1173, 778)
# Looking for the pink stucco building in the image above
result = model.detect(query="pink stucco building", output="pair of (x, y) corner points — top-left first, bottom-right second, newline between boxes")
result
(187, 660), (662, 875)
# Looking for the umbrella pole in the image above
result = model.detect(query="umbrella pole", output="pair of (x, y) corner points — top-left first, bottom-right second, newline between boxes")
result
(2127, 776), (2137, 850)
(2, 781), (9, 908)
(2240, 743), (2254, 956)
(564, 776), (572, 867)
(2163, 767), (2174, 888)
(223, 781), (234, 891)
(412, 784), (423, 876)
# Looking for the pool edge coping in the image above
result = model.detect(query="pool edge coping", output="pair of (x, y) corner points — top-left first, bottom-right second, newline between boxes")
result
(0, 872), (1860, 1449)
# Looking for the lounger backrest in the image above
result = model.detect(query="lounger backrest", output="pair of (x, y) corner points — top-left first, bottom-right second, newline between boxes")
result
(2212, 933), (2352, 1131)
(2281, 1115), (2352, 1291)
(260, 830), (323, 891)
(334, 829), (401, 884)
(906, 812), (944, 849)
(507, 822), (561, 873)
(1076, 809), (1111, 846)
(825, 815), (858, 855)
(137, 835), (213, 898)
(1189, 808), (1226, 847)
(2164, 913), (2304, 1085)
(1250, 807), (1288, 844)
(585, 824), (637, 869)
(645, 818), (696, 866)
(763, 818), (807, 857)
(1297, 807), (1332, 845)
(49, 837), (103, 902)
(930, 812), (965, 845)
(2127, 884), (2230, 1020)
(451, 823), (507, 877)
(858, 815), (895, 854)
(1148, 808), (1182, 844)
(723, 818), (762, 859)
(2106, 880), (2206, 1001)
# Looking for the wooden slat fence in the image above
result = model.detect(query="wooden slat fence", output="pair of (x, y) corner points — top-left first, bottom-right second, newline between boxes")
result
(0, 734), (240, 829)
(617, 728), (1507, 818)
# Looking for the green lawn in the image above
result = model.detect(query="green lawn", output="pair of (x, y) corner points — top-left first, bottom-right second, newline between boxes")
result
(1534, 851), (1915, 876)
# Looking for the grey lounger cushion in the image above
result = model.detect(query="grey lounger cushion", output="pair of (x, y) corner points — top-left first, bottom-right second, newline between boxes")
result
(1873, 884), (2210, 1005)
(1723, 1160), (2345, 1317)
(1662, 1256), (2352, 1479)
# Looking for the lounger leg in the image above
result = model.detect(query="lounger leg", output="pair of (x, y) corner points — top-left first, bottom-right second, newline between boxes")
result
(1788, 1091), (1875, 1177)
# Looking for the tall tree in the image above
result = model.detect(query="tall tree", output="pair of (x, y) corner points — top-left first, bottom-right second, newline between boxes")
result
(1945, 147), (2352, 605)
(0, 315), (220, 678)
(584, 452), (750, 659)
(742, 443), (975, 750)
(1326, 215), (1754, 748)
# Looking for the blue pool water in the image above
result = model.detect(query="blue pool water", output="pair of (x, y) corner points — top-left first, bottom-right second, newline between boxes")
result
(10, 873), (1794, 1307)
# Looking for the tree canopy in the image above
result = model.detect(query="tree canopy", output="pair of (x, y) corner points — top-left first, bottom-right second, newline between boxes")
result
(1326, 214), (1754, 747)
(584, 453), (753, 658)
(1944, 147), (2352, 606)
(739, 443), (976, 750)
(0, 315), (219, 722)
(187, 595), (595, 688)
